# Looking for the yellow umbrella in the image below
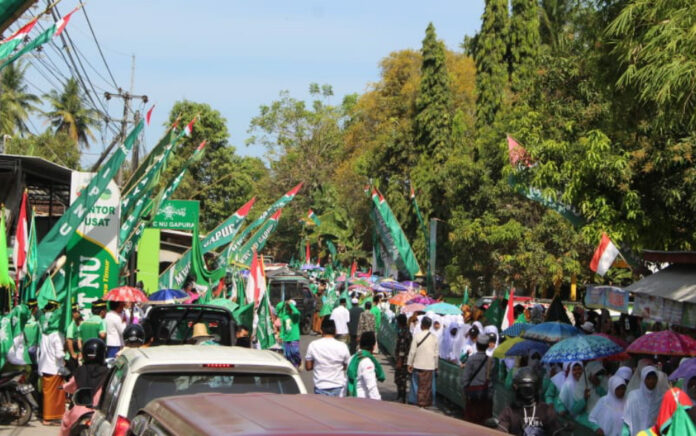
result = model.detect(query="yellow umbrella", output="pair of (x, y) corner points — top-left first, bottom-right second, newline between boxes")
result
(493, 336), (524, 359)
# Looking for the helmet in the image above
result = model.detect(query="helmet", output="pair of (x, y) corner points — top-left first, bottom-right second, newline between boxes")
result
(123, 324), (145, 346)
(82, 338), (106, 365)
(513, 367), (539, 406)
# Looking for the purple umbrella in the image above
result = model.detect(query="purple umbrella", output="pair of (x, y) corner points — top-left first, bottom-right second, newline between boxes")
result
(407, 296), (437, 305)
(669, 358), (696, 381)
(400, 280), (422, 290)
(381, 281), (408, 291)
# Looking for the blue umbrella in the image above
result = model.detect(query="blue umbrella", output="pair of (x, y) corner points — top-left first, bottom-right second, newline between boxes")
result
(380, 281), (408, 291)
(505, 340), (549, 357)
(541, 335), (623, 363)
(148, 289), (188, 304)
(522, 322), (580, 343)
(425, 302), (462, 315)
(502, 322), (531, 338)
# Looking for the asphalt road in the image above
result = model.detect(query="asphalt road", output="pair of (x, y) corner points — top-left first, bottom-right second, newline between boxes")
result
(1, 334), (458, 435)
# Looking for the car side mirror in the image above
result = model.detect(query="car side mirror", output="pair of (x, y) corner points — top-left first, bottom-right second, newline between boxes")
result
(73, 387), (94, 408)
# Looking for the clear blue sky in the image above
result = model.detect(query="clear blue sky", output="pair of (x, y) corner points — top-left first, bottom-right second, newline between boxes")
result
(13, 1), (484, 165)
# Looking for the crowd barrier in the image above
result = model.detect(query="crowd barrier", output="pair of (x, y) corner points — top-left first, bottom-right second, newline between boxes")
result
(377, 314), (594, 435)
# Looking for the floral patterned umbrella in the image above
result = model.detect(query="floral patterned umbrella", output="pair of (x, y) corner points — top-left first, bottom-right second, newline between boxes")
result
(541, 335), (623, 363)
(627, 330), (696, 356)
(103, 286), (148, 303)
(389, 291), (418, 306)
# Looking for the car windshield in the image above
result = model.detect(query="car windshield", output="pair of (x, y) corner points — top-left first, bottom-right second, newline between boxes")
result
(127, 372), (300, 418)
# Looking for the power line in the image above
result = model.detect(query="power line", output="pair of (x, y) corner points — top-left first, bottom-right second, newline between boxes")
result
(78, 0), (118, 89)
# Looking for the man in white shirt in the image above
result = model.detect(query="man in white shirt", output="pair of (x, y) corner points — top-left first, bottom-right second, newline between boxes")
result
(104, 302), (126, 358)
(305, 319), (351, 397)
(407, 317), (439, 408)
(353, 332), (382, 400)
(37, 305), (66, 424)
(330, 298), (350, 344)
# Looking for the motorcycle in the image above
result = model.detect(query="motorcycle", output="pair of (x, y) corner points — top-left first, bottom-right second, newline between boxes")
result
(0, 371), (37, 426)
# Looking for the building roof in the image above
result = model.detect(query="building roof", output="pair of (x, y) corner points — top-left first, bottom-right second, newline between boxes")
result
(625, 264), (696, 304)
(642, 250), (696, 265)
(144, 393), (501, 436)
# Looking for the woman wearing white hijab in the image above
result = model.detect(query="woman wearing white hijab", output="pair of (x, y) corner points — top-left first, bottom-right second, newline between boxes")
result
(623, 366), (668, 436)
(589, 375), (627, 436)
(615, 366), (633, 385)
(556, 361), (603, 431)
(483, 325), (499, 357)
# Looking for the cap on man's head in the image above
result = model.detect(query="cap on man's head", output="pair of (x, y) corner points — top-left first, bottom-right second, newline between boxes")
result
(351, 298), (359, 304)
(44, 300), (60, 311)
(92, 300), (107, 310)
(477, 334), (490, 346)
(71, 302), (80, 312)
(26, 299), (38, 308)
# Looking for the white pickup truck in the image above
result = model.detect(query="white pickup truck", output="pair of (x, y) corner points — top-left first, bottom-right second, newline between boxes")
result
(83, 345), (306, 436)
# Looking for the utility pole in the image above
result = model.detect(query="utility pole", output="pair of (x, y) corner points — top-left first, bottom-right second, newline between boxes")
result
(91, 55), (147, 173)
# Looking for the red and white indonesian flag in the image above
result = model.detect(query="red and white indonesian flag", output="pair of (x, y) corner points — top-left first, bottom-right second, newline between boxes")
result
(184, 117), (196, 136)
(246, 250), (266, 306)
(13, 191), (28, 281)
(501, 287), (515, 331)
(145, 105), (155, 126)
(507, 135), (532, 167)
(590, 233), (620, 276)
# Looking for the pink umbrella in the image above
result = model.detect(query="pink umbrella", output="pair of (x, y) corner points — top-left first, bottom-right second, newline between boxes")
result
(402, 303), (426, 313)
(627, 330), (696, 356)
(103, 286), (148, 303)
(407, 296), (437, 305)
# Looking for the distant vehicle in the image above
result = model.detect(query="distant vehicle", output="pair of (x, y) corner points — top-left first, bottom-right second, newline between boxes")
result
(143, 304), (236, 346)
(80, 345), (305, 436)
(267, 274), (315, 335)
(127, 393), (502, 436)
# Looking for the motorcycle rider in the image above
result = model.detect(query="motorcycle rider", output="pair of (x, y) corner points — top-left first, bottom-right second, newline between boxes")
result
(497, 367), (564, 435)
(122, 324), (146, 348)
(60, 339), (108, 436)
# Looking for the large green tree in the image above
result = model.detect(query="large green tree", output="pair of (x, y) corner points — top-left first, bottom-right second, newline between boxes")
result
(0, 61), (39, 137)
(474, 0), (509, 130)
(44, 78), (101, 149)
(413, 23), (452, 159)
(509, 0), (541, 91)
(161, 100), (268, 232)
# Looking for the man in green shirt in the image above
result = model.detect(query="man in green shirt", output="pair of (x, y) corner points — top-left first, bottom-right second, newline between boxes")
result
(371, 295), (383, 332)
(78, 300), (107, 352)
(277, 300), (301, 368)
(66, 302), (83, 372)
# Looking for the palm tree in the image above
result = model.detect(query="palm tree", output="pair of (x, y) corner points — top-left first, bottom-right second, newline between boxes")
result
(44, 78), (101, 149)
(0, 61), (40, 136)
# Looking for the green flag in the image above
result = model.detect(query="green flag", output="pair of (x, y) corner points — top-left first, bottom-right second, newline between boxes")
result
(158, 198), (255, 290)
(122, 125), (176, 194)
(233, 301), (254, 330)
(0, 19), (37, 61)
(36, 119), (144, 279)
(256, 291), (276, 349)
(462, 286), (469, 305)
(226, 183), (302, 256)
(483, 298), (504, 328)
(307, 209), (337, 261)
(370, 188), (420, 279)
(120, 139), (175, 218)
(0, 8), (78, 72)
(0, 208), (15, 294)
(36, 275), (57, 310)
(22, 209), (38, 303)
(151, 140), (208, 217)
(190, 224), (225, 292)
(232, 209), (283, 267)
